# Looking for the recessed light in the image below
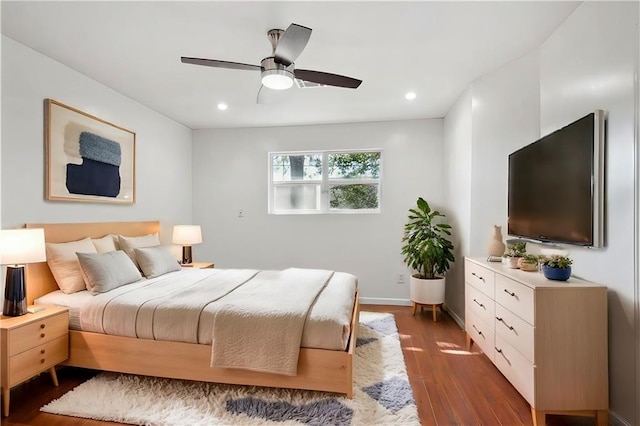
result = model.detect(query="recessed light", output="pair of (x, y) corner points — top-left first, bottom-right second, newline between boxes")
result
(217, 103), (228, 110)
(405, 92), (417, 101)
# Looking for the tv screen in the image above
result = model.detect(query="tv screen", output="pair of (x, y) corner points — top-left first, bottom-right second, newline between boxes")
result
(508, 111), (604, 247)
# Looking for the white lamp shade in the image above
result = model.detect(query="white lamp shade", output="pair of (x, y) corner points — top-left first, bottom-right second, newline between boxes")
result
(0, 228), (46, 265)
(172, 225), (203, 245)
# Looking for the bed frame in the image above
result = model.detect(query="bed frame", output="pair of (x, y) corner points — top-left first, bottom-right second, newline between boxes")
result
(25, 221), (359, 398)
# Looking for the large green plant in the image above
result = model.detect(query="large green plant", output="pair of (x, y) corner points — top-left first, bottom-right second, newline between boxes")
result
(401, 197), (455, 279)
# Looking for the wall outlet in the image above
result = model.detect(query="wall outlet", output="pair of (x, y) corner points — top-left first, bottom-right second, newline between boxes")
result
(396, 274), (406, 285)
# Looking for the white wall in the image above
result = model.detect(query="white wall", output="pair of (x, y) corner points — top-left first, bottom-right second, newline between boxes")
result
(1, 36), (193, 241)
(444, 3), (639, 424)
(192, 119), (444, 303)
(443, 88), (472, 320)
(443, 51), (541, 323)
(469, 51), (541, 255)
(539, 3), (638, 423)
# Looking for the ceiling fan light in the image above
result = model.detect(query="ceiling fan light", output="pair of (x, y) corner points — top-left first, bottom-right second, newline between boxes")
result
(261, 69), (294, 90)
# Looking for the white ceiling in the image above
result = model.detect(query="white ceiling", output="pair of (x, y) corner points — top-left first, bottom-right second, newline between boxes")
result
(1, 1), (579, 130)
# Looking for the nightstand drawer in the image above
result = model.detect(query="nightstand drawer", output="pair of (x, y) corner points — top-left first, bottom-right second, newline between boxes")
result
(465, 260), (495, 298)
(8, 335), (68, 387)
(8, 311), (68, 356)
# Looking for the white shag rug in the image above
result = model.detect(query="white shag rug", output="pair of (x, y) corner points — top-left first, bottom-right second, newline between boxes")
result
(42, 312), (419, 425)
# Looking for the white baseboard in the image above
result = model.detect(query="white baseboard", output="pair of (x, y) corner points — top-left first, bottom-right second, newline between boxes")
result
(610, 410), (631, 426)
(358, 297), (412, 306)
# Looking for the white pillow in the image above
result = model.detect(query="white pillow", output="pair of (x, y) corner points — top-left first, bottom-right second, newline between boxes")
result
(46, 238), (98, 294)
(118, 233), (160, 267)
(77, 251), (142, 294)
(92, 234), (120, 254)
(134, 246), (181, 278)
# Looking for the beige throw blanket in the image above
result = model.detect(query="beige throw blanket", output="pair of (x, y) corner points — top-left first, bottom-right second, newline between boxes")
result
(211, 268), (334, 376)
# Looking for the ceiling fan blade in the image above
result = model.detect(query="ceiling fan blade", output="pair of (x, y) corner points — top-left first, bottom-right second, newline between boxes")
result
(181, 57), (260, 71)
(256, 84), (294, 104)
(294, 69), (362, 89)
(274, 23), (312, 66)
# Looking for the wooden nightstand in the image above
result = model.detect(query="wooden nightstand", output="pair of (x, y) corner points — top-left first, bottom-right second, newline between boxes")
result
(1, 306), (69, 417)
(183, 262), (215, 269)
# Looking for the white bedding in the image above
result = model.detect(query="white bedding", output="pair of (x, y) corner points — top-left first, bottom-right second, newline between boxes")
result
(35, 267), (357, 351)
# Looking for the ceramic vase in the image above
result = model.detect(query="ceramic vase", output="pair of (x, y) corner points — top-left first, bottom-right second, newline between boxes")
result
(487, 225), (506, 257)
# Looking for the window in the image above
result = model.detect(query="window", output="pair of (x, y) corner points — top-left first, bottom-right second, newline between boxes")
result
(269, 150), (381, 214)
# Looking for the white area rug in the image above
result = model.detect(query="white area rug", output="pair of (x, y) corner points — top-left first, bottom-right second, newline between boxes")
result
(42, 312), (419, 425)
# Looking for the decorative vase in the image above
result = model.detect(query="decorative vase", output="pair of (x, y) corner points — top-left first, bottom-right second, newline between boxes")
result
(487, 225), (506, 257)
(542, 265), (571, 281)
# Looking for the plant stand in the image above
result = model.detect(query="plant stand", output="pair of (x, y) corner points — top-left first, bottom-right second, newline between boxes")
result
(412, 302), (443, 322)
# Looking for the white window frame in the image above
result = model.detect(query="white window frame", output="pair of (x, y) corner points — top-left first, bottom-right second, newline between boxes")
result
(268, 149), (382, 215)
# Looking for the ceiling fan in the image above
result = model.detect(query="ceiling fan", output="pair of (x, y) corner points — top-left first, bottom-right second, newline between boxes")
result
(181, 23), (362, 104)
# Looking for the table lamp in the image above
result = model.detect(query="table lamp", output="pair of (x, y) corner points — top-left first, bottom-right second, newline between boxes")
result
(1, 228), (46, 316)
(172, 225), (202, 265)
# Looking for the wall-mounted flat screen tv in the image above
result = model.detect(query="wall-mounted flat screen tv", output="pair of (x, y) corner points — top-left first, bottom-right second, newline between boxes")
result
(508, 110), (605, 247)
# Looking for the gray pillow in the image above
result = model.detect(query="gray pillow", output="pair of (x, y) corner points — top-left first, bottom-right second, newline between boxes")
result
(77, 250), (142, 294)
(118, 233), (160, 268)
(134, 246), (181, 278)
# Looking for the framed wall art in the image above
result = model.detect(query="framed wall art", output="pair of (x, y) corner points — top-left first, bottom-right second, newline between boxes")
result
(45, 99), (136, 204)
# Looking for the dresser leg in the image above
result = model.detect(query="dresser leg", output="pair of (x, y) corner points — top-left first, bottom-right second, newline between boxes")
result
(466, 333), (473, 351)
(2, 387), (9, 417)
(49, 367), (59, 387)
(595, 410), (608, 426)
(531, 407), (546, 426)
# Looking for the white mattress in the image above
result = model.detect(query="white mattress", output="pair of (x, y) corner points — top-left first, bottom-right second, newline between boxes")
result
(35, 268), (357, 351)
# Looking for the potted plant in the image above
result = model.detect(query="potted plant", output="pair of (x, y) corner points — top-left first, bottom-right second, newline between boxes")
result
(539, 255), (573, 281)
(519, 254), (539, 272)
(502, 242), (526, 268)
(401, 197), (454, 317)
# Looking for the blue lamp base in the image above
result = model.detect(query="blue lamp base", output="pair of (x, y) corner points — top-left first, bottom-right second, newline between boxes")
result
(3, 266), (27, 316)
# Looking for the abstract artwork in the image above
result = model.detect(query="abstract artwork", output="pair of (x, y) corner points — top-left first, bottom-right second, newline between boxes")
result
(45, 99), (135, 204)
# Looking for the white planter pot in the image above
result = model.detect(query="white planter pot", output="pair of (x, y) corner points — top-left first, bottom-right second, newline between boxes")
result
(505, 257), (521, 269)
(409, 275), (445, 305)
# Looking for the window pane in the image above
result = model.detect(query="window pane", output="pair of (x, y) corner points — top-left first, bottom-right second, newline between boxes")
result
(328, 152), (380, 179)
(274, 184), (321, 211)
(272, 154), (322, 182)
(329, 184), (379, 210)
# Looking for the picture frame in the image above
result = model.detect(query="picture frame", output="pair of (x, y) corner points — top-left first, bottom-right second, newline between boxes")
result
(45, 99), (136, 204)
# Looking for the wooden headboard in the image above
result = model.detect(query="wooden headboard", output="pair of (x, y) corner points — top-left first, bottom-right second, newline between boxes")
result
(24, 221), (160, 304)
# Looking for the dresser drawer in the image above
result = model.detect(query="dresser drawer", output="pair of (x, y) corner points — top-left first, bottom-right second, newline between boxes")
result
(465, 260), (495, 298)
(466, 310), (495, 363)
(495, 275), (534, 325)
(8, 311), (69, 356)
(466, 283), (495, 326)
(8, 335), (68, 387)
(494, 335), (534, 406)
(495, 303), (535, 363)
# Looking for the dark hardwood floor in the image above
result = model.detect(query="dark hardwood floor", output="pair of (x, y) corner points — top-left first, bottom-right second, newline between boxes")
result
(2, 305), (599, 425)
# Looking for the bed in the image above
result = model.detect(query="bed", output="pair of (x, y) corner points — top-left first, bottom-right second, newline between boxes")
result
(25, 221), (359, 398)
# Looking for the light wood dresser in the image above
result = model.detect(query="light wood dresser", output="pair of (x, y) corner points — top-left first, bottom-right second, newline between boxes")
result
(1, 306), (69, 417)
(464, 257), (608, 426)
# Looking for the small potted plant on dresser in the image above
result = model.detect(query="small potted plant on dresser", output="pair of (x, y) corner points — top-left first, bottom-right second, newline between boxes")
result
(502, 242), (526, 268)
(539, 254), (573, 281)
(519, 254), (539, 272)
(401, 197), (454, 321)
